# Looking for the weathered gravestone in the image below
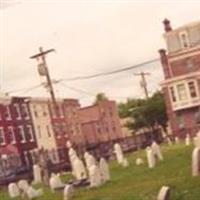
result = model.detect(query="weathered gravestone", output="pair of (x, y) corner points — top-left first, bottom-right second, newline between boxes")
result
(18, 179), (29, 192)
(146, 147), (156, 169)
(99, 157), (110, 183)
(26, 186), (43, 199)
(114, 143), (124, 164)
(89, 164), (102, 188)
(8, 183), (20, 198)
(151, 141), (163, 161)
(135, 158), (144, 166)
(192, 147), (200, 176)
(73, 157), (87, 180)
(33, 164), (42, 184)
(63, 184), (74, 200)
(49, 173), (65, 191)
(157, 186), (170, 200)
(84, 152), (96, 171)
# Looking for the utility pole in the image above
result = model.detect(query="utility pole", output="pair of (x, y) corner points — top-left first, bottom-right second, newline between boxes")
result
(134, 72), (150, 99)
(30, 47), (59, 115)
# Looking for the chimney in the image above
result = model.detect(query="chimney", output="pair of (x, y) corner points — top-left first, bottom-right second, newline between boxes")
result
(163, 18), (172, 32)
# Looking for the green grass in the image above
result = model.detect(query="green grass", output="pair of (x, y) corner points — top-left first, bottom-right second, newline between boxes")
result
(1, 143), (200, 200)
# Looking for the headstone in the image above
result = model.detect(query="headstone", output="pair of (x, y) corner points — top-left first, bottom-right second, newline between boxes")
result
(151, 141), (163, 161)
(63, 184), (74, 200)
(84, 152), (96, 170)
(99, 158), (110, 183)
(157, 186), (170, 200)
(175, 137), (180, 144)
(26, 186), (43, 199)
(8, 183), (20, 198)
(73, 158), (87, 180)
(185, 134), (191, 146)
(49, 174), (65, 191)
(146, 147), (156, 169)
(18, 179), (29, 192)
(114, 143), (124, 164)
(33, 164), (42, 184)
(192, 147), (200, 176)
(136, 158), (144, 166)
(89, 164), (102, 188)
(122, 158), (129, 168)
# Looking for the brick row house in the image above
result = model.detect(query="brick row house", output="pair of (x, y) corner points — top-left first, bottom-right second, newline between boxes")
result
(0, 95), (123, 166)
(159, 19), (200, 138)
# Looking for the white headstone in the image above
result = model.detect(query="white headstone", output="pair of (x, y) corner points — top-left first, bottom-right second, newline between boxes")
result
(151, 141), (163, 161)
(63, 184), (74, 200)
(89, 165), (102, 188)
(157, 186), (170, 200)
(49, 174), (65, 191)
(114, 143), (124, 164)
(146, 147), (156, 169)
(122, 158), (129, 168)
(73, 158), (87, 180)
(185, 134), (191, 146)
(99, 158), (110, 183)
(8, 183), (20, 198)
(136, 158), (144, 166)
(18, 179), (29, 192)
(26, 186), (43, 199)
(84, 153), (96, 170)
(192, 147), (200, 176)
(33, 164), (42, 184)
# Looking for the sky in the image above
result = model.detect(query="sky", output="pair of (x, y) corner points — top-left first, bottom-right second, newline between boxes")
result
(0, 0), (200, 106)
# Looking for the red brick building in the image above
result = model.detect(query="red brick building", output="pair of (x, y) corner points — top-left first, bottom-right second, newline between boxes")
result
(0, 96), (37, 165)
(79, 100), (123, 145)
(159, 19), (200, 138)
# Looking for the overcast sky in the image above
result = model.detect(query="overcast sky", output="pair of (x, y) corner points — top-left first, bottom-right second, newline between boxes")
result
(0, 0), (200, 106)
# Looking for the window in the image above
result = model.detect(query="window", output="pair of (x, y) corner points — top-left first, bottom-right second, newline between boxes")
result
(170, 86), (176, 102)
(5, 105), (11, 120)
(179, 31), (190, 48)
(177, 84), (187, 101)
(14, 104), (21, 120)
(0, 128), (5, 145)
(26, 125), (34, 142)
(46, 125), (51, 137)
(18, 126), (26, 143)
(188, 81), (197, 98)
(7, 126), (15, 144)
(21, 104), (29, 119)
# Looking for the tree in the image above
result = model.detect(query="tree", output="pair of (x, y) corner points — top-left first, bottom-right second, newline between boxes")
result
(93, 92), (108, 104)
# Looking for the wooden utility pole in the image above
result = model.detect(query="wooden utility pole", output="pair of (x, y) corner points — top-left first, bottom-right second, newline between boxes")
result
(30, 47), (59, 115)
(134, 72), (150, 99)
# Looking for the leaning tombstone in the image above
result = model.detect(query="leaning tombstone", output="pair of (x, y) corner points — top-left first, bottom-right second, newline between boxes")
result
(192, 147), (200, 176)
(26, 186), (43, 199)
(8, 183), (20, 198)
(84, 152), (96, 171)
(33, 164), (42, 184)
(157, 186), (170, 200)
(146, 147), (156, 169)
(73, 157), (87, 180)
(63, 184), (74, 200)
(99, 157), (110, 183)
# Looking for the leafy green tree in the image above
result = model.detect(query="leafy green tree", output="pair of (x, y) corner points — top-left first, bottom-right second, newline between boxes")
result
(94, 92), (108, 104)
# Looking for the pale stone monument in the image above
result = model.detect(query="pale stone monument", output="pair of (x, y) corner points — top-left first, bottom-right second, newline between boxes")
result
(192, 147), (200, 176)
(49, 174), (65, 191)
(151, 141), (163, 161)
(146, 147), (156, 169)
(99, 158), (110, 183)
(73, 157), (87, 180)
(89, 164), (102, 188)
(122, 158), (129, 168)
(114, 143), (124, 164)
(26, 186), (43, 199)
(33, 164), (42, 184)
(136, 158), (144, 166)
(157, 186), (170, 200)
(8, 183), (20, 198)
(185, 134), (191, 146)
(63, 184), (74, 200)
(18, 179), (29, 192)
(84, 152), (96, 170)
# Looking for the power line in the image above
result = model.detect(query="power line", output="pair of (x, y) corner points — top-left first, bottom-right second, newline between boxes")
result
(57, 58), (159, 82)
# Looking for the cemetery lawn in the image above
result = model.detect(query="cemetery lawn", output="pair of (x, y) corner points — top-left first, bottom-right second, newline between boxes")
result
(1, 143), (200, 200)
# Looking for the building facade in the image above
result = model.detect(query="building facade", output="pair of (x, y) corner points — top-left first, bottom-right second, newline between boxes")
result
(79, 100), (123, 145)
(159, 19), (200, 138)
